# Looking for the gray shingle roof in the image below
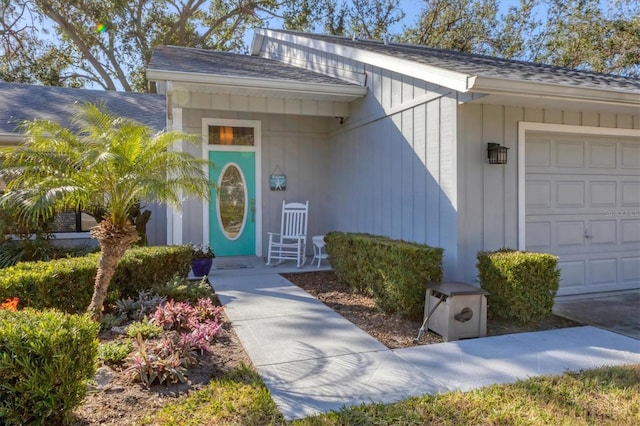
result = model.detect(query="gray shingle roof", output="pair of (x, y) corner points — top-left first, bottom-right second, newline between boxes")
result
(148, 45), (360, 86)
(0, 82), (165, 134)
(272, 30), (640, 92)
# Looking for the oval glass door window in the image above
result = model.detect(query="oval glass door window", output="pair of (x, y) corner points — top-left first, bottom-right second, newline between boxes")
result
(217, 164), (247, 240)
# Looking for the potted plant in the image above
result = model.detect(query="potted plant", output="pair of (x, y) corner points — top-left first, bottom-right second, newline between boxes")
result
(191, 243), (215, 277)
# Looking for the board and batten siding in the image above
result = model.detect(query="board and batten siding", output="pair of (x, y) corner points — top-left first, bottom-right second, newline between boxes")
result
(458, 103), (640, 284)
(175, 104), (332, 256)
(260, 37), (463, 280)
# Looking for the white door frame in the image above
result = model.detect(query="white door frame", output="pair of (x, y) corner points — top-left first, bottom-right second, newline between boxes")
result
(517, 122), (640, 250)
(202, 118), (263, 257)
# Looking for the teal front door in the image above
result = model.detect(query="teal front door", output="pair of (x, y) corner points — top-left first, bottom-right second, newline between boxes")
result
(209, 151), (256, 256)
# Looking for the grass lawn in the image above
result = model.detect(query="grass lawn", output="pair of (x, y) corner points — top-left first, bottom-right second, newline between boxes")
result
(143, 363), (640, 425)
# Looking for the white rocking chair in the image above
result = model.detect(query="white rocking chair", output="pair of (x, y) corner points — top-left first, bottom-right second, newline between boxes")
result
(266, 201), (309, 267)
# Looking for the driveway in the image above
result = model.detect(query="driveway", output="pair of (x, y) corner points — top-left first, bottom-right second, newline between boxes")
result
(553, 290), (640, 340)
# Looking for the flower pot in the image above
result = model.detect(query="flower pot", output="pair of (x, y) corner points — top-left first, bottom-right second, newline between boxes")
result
(191, 258), (213, 277)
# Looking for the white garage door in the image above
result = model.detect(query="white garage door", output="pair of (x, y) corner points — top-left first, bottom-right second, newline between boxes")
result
(525, 131), (640, 296)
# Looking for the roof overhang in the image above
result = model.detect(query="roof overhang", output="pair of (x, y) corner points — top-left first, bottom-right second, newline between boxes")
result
(146, 69), (367, 103)
(252, 29), (476, 93)
(253, 29), (640, 115)
(469, 77), (640, 115)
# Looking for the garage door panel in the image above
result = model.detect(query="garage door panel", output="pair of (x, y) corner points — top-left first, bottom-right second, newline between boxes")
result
(590, 259), (617, 285)
(557, 220), (586, 248)
(590, 143), (616, 168)
(557, 141), (585, 167)
(621, 182), (640, 206)
(558, 259), (586, 288)
(526, 221), (551, 250)
(621, 219), (640, 244)
(621, 144), (640, 168)
(590, 220), (616, 245)
(526, 139), (551, 166)
(526, 180), (551, 209)
(556, 181), (585, 208)
(526, 132), (640, 296)
(590, 182), (616, 207)
(621, 257), (640, 283)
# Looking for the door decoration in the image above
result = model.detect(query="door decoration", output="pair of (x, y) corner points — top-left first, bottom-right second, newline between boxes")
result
(270, 165), (286, 191)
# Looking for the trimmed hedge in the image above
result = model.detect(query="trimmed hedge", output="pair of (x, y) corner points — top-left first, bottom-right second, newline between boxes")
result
(325, 232), (443, 320)
(0, 309), (99, 425)
(477, 248), (560, 322)
(0, 245), (192, 313)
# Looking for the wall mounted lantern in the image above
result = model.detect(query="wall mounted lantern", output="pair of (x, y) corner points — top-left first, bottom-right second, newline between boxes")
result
(487, 143), (509, 164)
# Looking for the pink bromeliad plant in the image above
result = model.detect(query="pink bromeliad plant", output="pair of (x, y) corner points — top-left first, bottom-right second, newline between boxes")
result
(126, 298), (225, 387)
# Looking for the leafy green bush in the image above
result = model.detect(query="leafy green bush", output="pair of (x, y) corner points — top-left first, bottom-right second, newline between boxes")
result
(110, 246), (192, 300)
(152, 274), (213, 302)
(0, 245), (192, 313)
(325, 232), (443, 320)
(477, 249), (560, 322)
(126, 319), (163, 339)
(0, 309), (99, 425)
(99, 340), (133, 365)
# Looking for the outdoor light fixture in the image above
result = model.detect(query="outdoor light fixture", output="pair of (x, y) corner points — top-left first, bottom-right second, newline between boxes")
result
(487, 143), (509, 164)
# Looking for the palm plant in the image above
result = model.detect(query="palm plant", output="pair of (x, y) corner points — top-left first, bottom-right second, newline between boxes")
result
(0, 103), (212, 320)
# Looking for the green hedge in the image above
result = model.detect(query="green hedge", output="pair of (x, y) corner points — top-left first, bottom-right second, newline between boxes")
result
(325, 232), (443, 320)
(0, 309), (99, 425)
(477, 248), (560, 322)
(0, 245), (192, 313)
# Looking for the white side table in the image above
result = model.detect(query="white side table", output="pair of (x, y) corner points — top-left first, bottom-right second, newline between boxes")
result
(312, 235), (329, 268)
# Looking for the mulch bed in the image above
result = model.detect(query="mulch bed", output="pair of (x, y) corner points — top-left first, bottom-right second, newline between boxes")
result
(282, 271), (582, 349)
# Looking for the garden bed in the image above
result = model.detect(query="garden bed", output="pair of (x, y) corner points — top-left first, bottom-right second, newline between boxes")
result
(72, 270), (581, 424)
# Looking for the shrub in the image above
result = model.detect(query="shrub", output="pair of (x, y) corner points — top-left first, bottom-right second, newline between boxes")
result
(0, 245), (192, 313)
(0, 309), (99, 425)
(127, 319), (164, 339)
(110, 246), (192, 301)
(99, 340), (133, 365)
(325, 232), (443, 320)
(477, 248), (560, 322)
(152, 274), (213, 302)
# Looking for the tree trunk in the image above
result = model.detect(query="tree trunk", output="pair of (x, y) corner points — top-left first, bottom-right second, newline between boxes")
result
(88, 220), (140, 321)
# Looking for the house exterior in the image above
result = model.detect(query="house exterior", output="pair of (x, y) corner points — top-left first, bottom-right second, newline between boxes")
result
(0, 81), (168, 245)
(147, 29), (640, 297)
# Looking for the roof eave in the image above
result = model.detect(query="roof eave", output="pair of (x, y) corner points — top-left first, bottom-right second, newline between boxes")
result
(253, 28), (475, 93)
(471, 76), (640, 108)
(146, 68), (367, 101)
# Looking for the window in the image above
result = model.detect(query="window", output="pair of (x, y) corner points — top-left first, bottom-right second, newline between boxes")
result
(208, 126), (254, 146)
(1, 178), (97, 233)
(52, 209), (98, 233)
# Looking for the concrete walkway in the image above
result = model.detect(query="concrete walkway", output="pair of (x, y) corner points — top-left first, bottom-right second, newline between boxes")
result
(209, 257), (640, 421)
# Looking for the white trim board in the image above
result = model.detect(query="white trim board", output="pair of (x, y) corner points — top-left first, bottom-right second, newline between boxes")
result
(517, 122), (640, 250)
(167, 106), (183, 246)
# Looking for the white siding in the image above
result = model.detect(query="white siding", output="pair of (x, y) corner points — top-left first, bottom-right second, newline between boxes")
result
(259, 37), (461, 279)
(458, 104), (640, 284)
(327, 93), (459, 279)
